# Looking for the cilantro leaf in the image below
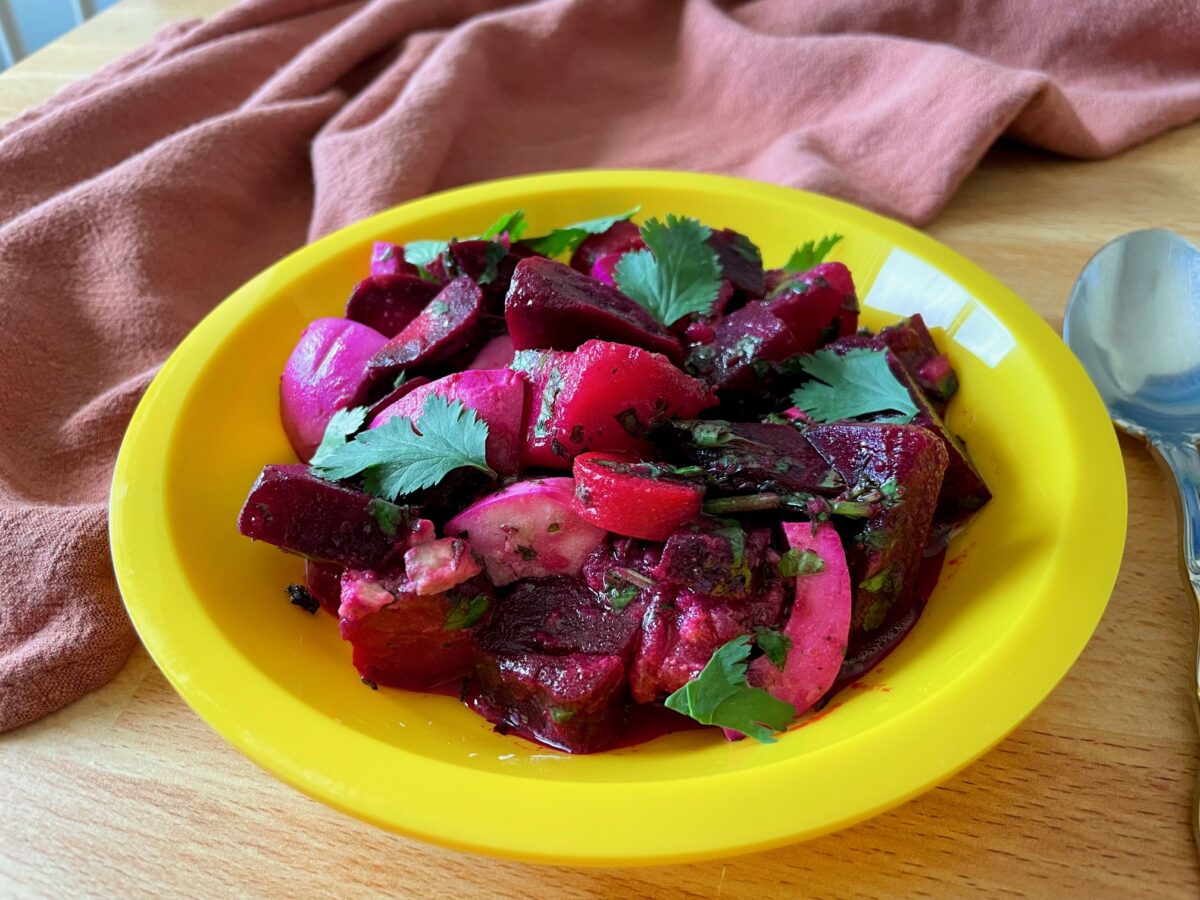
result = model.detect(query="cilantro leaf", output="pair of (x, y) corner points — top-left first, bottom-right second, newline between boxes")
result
(309, 406), (368, 468)
(310, 395), (495, 501)
(710, 519), (746, 566)
(481, 209), (527, 241)
(664, 635), (796, 743)
(403, 240), (449, 269)
(522, 206), (641, 258)
(614, 215), (721, 326)
(777, 548), (825, 578)
(789, 348), (918, 423)
(754, 627), (792, 670)
(445, 593), (490, 630)
(782, 233), (843, 273)
(605, 584), (640, 612)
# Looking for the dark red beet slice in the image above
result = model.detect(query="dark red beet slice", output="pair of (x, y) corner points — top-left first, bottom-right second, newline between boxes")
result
(370, 242), (420, 278)
(651, 525), (774, 599)
(505, 257), (682, 364)
(569, 219), (644, 274)
(363, 375), (430, 423)
(237, 464), (403, 569)
(304, 560), (343, 616)
(345, 274), (441, 339)
(706, 228), (766, 298)
(767, 261), (859, 352)
(477, 576), (643, 660)
(367, 276), (485, 381)
(339, 573), (487, 689)
(694, 300), (801, 394)
(428, 239), (532, 314)
(653, 420), (844, 496)
(572, 452), (704, 542)
(877, 314), (958, 411)
(469, 651), (628, 753)
(824, 335), (990, 522)
(806, 423), (948, 631)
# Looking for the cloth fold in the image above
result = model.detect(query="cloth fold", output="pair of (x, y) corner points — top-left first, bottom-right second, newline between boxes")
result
(2, 0), (1198, 731)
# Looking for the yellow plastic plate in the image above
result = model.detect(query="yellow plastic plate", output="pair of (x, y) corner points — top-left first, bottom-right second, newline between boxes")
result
(110, 170), (1125, 866)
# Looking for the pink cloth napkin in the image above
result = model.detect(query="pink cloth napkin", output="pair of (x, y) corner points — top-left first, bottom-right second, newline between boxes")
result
(2, 0), (1198, 732)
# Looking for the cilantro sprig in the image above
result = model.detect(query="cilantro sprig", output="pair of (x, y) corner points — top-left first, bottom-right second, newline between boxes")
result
(664, 635), (796, 743)
(614, 215), (722, 327)
(789, 348), (918, 424)
(310, 395), (495, 501)
(401, 209), (529, 272)
(782, 233), (843, 273)
(522, 206), (640, 258)
(753, 627), (792, 670)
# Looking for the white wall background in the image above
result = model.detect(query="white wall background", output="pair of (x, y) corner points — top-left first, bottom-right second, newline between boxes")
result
(1, 0), (121, 69)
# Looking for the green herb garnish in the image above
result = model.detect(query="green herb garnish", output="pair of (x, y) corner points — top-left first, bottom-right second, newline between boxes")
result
(522, 206), (641, 258)
(614, 215), (722, 326)
(310, 395), (495, 501)
(445, 593), (490, 630)
(402, 239), (449, 269)
(605, 584), (640, 612)
(480, 209), (528, 241)
(782, 233), (843, 273)
(753, 627), (792, 670)
(789, 348), (918, 424)
(777, 548), (824, 578)
(664, 635), (796, 743)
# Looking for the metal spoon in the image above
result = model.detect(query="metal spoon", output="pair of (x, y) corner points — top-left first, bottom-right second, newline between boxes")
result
(1063, 228), (1200, 848)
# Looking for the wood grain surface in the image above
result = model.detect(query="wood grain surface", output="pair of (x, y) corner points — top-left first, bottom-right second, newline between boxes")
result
(2, 2), (1199, 897)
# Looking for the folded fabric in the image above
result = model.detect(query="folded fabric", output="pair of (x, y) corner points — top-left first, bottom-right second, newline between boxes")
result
(2, 0), (1198, 732)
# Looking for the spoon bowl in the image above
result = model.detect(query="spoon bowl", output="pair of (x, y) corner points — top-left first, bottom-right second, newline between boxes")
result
(1064, 229), (1200, 439)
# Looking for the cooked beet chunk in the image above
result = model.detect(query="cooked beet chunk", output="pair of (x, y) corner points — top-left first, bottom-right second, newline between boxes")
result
(806, 423), (948, 631)
(339, 572), (487, 689)
(822, 335), (990, 523)
(367, 276), (484, 381)
(767, 262), (859, 352)
(568, 220), (644, 274)
(346, 274), (441, 339)
(477, 576), (643, 660)
(237, 464), (404, 569)
(877, 314), (958, 412)
(692, 300), (800, 395)
(629, 592), (751, 703)
(653, 420), (843, 496)
(471, 651), (628, 753)
(505, 257), (682, 363)
(706, 228), (765, 299)
(428, 239), (530, 314)
(652, 525), (766, 598)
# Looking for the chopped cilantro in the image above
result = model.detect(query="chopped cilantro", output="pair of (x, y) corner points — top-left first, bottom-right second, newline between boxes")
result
(522, 206), (641, 257)
(861, 599), (890, 631)
(550, 707), (576, 724)
(310, 394), (495, 501)
(710, 519), (746, 566)
(547, 522), (562, 533)
(789, 348), (918, 424)
(516, 545), (538, 561)
(367, 498), (406, 537)
(754, 627), (792, 670)
(782, 233), (843, 272)
(614, 215), (722, 326)
(286, 583), (320, 615)
(445, 593), (490, 630)
(777, 548), (825, 578)
(664, 635), (796, 743)
(605, 584), (640, 612)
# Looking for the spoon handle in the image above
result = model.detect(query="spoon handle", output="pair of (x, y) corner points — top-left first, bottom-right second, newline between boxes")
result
(1151, 438), (1200, 848)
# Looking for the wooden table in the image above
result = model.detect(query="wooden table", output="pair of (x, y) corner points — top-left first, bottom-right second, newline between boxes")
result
(2, 2), (1199, 896)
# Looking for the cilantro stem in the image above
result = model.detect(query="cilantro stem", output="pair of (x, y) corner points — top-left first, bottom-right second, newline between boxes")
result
(702, 493), (874, 518)
(611, 567), (655, 590)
